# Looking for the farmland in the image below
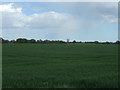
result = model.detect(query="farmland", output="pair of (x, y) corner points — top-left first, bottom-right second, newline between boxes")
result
(2, 43), (118, 88)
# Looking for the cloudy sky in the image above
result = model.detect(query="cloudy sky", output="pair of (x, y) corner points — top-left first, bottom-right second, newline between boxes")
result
(0, 2), (118, 42)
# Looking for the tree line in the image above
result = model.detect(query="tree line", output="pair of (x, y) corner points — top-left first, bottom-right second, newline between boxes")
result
(0, 37), (120, 44)
(0, 38), (66, 44)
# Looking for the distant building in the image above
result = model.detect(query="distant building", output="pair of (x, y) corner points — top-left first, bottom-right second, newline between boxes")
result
(67, 39), (69, 43)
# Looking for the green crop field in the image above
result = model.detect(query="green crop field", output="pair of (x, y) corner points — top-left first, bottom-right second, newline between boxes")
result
(2, 43), (118, 88)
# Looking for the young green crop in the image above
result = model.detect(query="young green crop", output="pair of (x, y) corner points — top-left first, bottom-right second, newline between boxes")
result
(2, 43), (118, 88)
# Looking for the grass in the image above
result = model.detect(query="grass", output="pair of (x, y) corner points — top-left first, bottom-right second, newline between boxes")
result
(2, 43), (118, 88)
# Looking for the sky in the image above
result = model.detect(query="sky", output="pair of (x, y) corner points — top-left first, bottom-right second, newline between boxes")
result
(0, 2), (118, 42)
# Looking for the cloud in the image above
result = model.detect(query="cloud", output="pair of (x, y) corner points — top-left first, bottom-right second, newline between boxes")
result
(67, 2), (117, 24)
(96, 3), (118, 24)
(0, 3), (117, 41)
(1, 3), (79, 30)
(1, 3), (25, 28)
(1, 3), (117, 30)
(100, 14), (117, 23)
(0, 3), (81, 40)
(24, 11), (78, 29)
(0, 3), (22, 13)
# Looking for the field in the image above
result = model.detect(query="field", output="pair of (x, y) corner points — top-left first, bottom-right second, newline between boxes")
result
(2, 43), (118, 88)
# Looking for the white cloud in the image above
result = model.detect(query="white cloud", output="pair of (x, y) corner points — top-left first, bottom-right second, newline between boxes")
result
(101, 14), (117, 23)
(0, 3), (117, 41)
(1, 3), (81, 40)
(1, 3), (79, 31)
(0, 3), (22, 13)
(1, 3), (25, 28)
(25, 11), (77, 29)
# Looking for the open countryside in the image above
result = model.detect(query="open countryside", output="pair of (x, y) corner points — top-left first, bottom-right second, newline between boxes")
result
(3, 43), (118, 88)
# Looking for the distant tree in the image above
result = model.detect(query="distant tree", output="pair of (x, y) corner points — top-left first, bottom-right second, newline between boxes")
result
(73, 40), (76, 43)
(94, 41), (99, 44)
(30, 39), (36, 43)
(37, 40), (40, 43)
(37, 39), (42, 43)
(115, 41), (120, 44)
(44, 40), (50, 43)
(39, 39), (43, 43)
(59, 40), (66, 43)
(1, 37), (117, 44)
(10, 40), (16, 43)
(2, 38), (9, 43)
(105, 41), (111, 44)
(79, 41), (82, 43)
(16, 38), (28, 43)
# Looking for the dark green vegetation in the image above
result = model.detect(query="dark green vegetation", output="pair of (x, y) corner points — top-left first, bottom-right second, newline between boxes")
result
(1, 37), (120, 44)
(3, 44), (118, 88)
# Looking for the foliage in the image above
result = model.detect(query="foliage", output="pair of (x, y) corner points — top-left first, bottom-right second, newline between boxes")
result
(0, 37), (119, 44)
